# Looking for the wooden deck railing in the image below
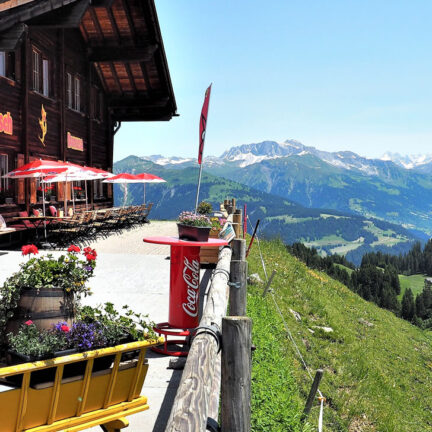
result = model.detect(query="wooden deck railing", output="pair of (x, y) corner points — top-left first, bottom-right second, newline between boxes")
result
(166, 198), (252, 432)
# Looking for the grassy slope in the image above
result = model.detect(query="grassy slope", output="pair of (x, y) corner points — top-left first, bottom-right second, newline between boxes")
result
(247, 239), (432, 431)
(398, 274), (427, 300)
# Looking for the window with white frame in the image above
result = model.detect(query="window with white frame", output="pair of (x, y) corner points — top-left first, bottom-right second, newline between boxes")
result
(42, 59), (49, 97)
(66, 73), (72, 108)
(0, 155), (9, 194)
(74, 76), (80, 111)
(32, 49), (40, 92)
(0, 52), (5, 77)
(0, 51), (15, 80)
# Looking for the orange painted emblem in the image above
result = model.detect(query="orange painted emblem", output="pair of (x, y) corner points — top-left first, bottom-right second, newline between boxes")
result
(39, 104), (47, 146)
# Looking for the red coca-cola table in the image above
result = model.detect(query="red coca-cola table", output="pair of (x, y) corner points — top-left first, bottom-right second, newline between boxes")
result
(143, 236), (228, 356)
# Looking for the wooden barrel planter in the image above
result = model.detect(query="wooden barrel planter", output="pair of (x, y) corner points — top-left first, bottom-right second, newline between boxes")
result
(6, 287), (74, 334)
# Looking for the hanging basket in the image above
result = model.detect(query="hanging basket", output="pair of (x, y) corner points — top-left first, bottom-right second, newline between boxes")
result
(177, 224), (211, 242)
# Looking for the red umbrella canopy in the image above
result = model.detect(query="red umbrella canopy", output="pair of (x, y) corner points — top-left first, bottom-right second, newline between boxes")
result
(102, 173), (140, 183)
(4, 159), (83, 178)
(134, 173), (166, 183)
(83, 166), (115, 179)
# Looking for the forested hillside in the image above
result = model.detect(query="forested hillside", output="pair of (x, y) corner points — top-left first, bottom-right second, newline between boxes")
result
(113, 156), (421, 265)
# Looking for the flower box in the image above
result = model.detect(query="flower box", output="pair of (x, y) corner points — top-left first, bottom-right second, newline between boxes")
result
(200, 229), (221, 265)
(177, 223), (211, 242)
(0, 339), (161, 431)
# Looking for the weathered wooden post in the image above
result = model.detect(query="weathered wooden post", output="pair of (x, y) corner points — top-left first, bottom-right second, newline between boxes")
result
(221, 316), (252, 432)
(302, 369), (324, 421)
(232, 209), (242, 239)
(229, 238), (247, 316)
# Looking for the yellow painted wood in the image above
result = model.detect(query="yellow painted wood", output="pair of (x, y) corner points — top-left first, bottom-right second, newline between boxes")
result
(0, 339), (162, 379)
(103, 352), (122, 409)
(47, 364), (64, 424)
(75, 357), (94, 417)
(127, 348), (146, 402)
(0, 339), (163, 432)
(15, 372), (30, 432)
(26, 397), (149, 432)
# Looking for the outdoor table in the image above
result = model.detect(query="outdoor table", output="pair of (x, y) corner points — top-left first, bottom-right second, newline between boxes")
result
(143, 235), (228, 356)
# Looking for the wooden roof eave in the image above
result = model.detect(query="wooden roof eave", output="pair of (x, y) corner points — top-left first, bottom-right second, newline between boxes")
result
(147, 0), (177, 115)
(0, 0), (82, 33)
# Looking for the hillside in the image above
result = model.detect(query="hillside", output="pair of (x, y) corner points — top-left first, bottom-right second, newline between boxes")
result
(113, 156), (420, 264)
(247, 238), (432, 431)
(142, 139), (432, 237)
(211, 153), (432, 236)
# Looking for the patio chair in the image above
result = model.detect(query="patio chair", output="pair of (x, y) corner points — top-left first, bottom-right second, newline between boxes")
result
(48, 213), (85, 246)
(140, 203), (153, 224)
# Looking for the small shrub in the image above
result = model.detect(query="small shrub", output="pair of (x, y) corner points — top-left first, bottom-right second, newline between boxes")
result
(197, 201), (212, 215)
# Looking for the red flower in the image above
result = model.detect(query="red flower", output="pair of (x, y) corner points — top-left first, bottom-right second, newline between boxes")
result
(83, 247), (97, 259)
(21, 244), (39, 256)
(67, 244), (80, 253)
(25, 320), (33, 326)
(60, 324), (70, 332)
(86, 253), (96, 262)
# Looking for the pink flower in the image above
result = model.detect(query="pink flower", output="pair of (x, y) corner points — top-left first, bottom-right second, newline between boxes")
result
(25, 320), (33, 326)
(60, 324), (70, 332)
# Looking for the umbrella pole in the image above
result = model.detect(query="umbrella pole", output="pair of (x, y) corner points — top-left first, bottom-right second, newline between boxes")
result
(144, 183), (146, 205)
(42, 180), (47, 240)
(72, 181), (76, 213)
(85, 181), (88, 211)
(64, 180), (67, 216)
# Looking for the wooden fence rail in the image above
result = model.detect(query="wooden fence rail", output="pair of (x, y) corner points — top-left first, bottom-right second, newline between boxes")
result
(165, 246), (232, 432)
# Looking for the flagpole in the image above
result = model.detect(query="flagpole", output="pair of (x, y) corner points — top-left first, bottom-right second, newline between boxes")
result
(195, 163), (203, 213)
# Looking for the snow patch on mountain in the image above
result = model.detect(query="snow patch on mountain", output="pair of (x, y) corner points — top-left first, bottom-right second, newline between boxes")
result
(380, 152), (432, 169)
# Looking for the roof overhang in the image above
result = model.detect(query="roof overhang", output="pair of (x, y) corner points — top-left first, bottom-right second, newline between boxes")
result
(0, 0), (177, 122)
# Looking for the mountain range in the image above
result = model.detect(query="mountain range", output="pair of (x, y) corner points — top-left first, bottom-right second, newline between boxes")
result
(139, 140), (432, 236)
(113, 153), (423, 266)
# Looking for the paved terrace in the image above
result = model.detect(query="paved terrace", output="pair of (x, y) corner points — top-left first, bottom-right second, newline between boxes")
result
(0, 221), (199, 432)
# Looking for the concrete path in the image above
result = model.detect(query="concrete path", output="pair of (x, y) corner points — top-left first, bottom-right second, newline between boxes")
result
(0, 221), (192, 432)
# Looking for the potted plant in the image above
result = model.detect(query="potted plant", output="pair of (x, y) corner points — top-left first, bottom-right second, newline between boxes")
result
(0, 244), (97, 342)
(197, 201), (213, 215)
(177, 211), (212, 242)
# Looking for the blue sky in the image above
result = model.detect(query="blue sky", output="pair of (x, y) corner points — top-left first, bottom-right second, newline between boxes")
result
(114, 0), (432, 162)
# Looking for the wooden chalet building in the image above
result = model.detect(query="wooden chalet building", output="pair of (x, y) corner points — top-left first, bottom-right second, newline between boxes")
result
(0, 0), (176, 214)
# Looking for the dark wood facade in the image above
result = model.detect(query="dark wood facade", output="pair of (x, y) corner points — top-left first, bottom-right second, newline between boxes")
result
(0, 0), (176, 210)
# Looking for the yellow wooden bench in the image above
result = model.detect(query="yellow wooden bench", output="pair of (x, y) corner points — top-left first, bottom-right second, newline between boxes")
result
(0, 339), (162, 432)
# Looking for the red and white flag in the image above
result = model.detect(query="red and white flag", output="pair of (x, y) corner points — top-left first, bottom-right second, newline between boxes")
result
(198, 84), (212, 165)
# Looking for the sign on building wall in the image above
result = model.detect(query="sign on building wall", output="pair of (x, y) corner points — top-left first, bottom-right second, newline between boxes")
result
(39, 105), (47, 146)
(0, 112), (13, 135)
(67, 132), (84, 151)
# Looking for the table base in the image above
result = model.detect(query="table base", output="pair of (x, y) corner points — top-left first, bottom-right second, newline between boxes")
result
(151, 322), (192, 357)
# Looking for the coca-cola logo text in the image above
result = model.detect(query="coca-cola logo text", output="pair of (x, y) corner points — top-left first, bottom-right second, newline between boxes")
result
(182, 257), (200, 318)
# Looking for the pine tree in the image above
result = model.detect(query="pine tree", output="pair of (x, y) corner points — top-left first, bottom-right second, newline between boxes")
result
(401, 288), (415, 321)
